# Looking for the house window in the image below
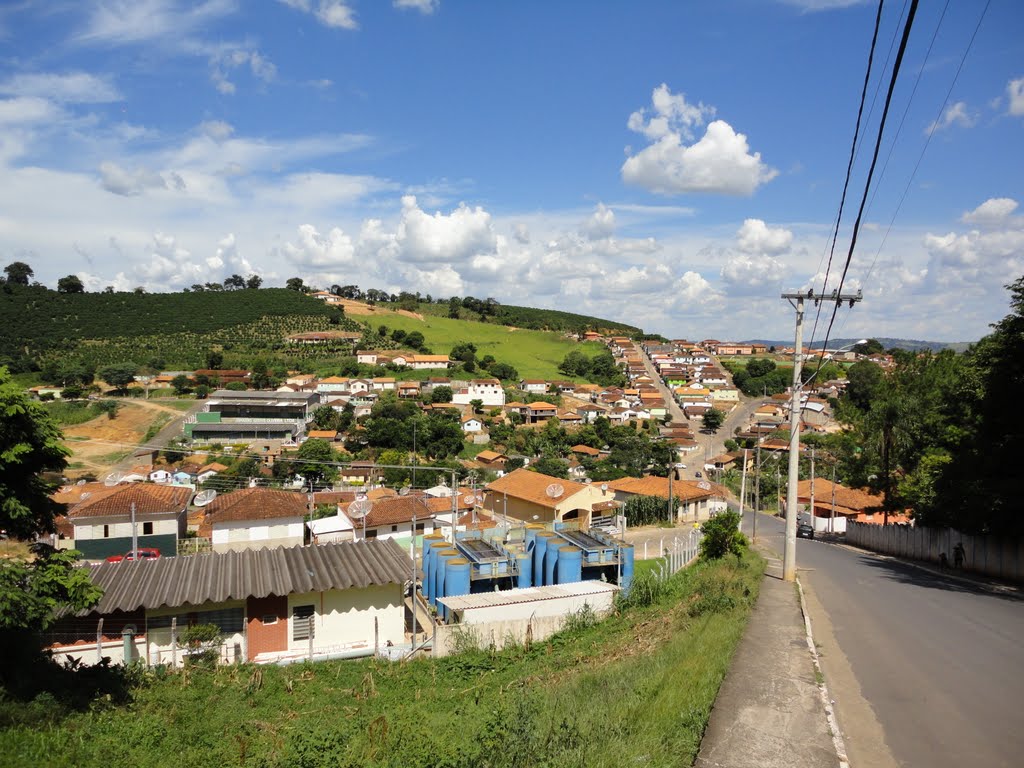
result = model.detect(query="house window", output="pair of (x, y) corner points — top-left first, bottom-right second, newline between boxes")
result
(103, 525), (110, 538)
(415, 522), (425, 533)
(365, 529), (378, 540)
(292, 605), (315, 641)
(261, 615), (278, 625)
(143, 522), (154, 535)
(391, 525), (399, 532)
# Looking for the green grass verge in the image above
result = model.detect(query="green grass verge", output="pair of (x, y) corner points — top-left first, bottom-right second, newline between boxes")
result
(1, 551), (763, 768)
(41, 400), (111, 426)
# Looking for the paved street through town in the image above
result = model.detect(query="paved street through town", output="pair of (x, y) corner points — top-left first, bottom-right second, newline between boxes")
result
(747, 513), (1024, 768)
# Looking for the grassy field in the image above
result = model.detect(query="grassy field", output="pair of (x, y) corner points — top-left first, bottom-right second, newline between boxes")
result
(1, 552), (764, 768)
(363, 311), (607, 379)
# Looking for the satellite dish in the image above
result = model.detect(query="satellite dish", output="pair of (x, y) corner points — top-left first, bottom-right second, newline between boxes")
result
(104, 472), (123, 487)
(545, 483), (565, 499)
(399, 486), (410, 496)
(600, 483), (608, 492)
(697, 481), (712, 491)
(79, 492), (91, 500)
(76, 479), (87, 486)
(463, 494), (477, 506)
(348, 498), (372, 520)
(194, 489), (217, 507)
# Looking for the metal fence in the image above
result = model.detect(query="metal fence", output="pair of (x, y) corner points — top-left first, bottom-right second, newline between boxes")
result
(651, 528), (703, 582)
(846, 522), (1024, 582)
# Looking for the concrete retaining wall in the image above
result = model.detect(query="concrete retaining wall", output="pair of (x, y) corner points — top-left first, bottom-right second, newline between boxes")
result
(432, 609), (610, 658)
(846, 522), (1024, 582)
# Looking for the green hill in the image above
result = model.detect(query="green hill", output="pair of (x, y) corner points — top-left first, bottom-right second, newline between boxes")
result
(2, 286), (629, 381)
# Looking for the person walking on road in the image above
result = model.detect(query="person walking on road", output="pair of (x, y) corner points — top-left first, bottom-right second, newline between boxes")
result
(953, 542), (966, 569)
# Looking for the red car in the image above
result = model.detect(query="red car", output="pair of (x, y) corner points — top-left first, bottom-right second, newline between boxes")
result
(106, 547), (161, 563)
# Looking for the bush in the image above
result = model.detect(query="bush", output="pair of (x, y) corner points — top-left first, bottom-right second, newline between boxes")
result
(699, 511), (746, 560)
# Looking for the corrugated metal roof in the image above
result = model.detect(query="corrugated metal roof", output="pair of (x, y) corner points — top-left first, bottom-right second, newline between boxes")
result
(437, 581), (618, 611)
(77, 539), (411, 615)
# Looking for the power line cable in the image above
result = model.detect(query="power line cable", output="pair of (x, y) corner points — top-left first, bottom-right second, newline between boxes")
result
(831, 0), (990, 344)
(817, 0), (920, 366)
(807, 0), (888, 352)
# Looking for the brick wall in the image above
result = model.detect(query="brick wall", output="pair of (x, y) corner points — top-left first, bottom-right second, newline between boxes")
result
(245, 595), (288, 660)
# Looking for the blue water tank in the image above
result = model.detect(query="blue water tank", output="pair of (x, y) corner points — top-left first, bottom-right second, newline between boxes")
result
(556, 545), (582, 584)
(516, 551), (532, 589)
(534, 533), (555, 587)
(426, 539), (449, 606)
(544, 540), (561, 585)
(619, 544), (635, 593)
(444, 559), (472, 623)
(434, 548), (460, 616)
(525, 524), (544, 550)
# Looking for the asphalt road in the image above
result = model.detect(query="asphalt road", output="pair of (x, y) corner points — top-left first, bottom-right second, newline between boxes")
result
(747, 513), (1024, 768)
(636, 345), (766, 479)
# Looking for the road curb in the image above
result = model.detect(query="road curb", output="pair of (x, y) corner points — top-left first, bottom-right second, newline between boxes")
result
(796, 575), (850, 768)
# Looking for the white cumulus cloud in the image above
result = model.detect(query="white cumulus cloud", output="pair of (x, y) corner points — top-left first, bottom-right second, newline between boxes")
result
(280, 0), (359, 30)
(395, 195), (497, 264)
(736, 218), (793, 255)
(582, 203), (616, 240)
(961, 197), (1018, 227)
(926, 101), (975, 135)
(1007, 77), (1024, 116)
(394, 0), (438, 13)
(622, 85), (777, 196)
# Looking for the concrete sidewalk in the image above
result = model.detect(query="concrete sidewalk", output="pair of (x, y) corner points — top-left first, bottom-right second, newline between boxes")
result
(695, 556), (841, 768)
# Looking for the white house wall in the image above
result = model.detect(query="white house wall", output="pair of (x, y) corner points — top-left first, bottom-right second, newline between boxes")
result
(211, 517), (305, 552)
(286, 585), (404, 653)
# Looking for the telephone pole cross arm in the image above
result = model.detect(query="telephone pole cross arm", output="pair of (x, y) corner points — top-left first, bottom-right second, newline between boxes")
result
(780, 288), (862, 581)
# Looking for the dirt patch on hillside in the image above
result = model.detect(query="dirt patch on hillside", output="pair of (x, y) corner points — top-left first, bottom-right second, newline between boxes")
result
(62, 402), (167, 478)
(337, 299), (424, 321)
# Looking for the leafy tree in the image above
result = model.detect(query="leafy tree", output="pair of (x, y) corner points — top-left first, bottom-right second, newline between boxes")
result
(843, 360), (883, 412)
(224, 381), (247, 391)
(245, 274), (263, 290)
(699, 510), (746, 560)
(56, 274), (85, 294)
(98, 362), (138, 392)
(450, 342), (477, 364)
(206, 349), (224, 370)
(489, 362), (519, 381)
(312, 404), (340, 430)
(3, 261), (33, 286)
(470, 398), (484, 415)
(171, 374), (192, 395)
(0, 367), (101, 634)
(224, 274), (246, 290)
(724, 438), (739, 452)
(294, 438), (338, 487)
(530, 456), (568, 479)
(746, 358), (776, 378)
(558, 350), (591, 377)
(405, 331), (425, 350)
(853, 338), (885, 356)
(286, 277), (306, 292)
(702, 407), (725, 433)
(431, 385), (453, 403)
(448, 297), (461, 319)
(391, 329), (407, 343)
(194, 384), (210, 399)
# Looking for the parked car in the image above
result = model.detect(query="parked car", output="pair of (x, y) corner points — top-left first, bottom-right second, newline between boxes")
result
(106, 547), (161, 563)
(796, 523), (815, 539)
(695, 472), (703, 478)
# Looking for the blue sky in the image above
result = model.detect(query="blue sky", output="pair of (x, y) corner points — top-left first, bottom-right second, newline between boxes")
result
(1, 0), (1021, 342)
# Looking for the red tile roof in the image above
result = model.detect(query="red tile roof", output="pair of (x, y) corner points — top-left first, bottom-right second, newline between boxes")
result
(67, 483), (193, 519)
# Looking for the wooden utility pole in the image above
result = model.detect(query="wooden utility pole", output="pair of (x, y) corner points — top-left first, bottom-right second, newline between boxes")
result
(738, 449), (748, 526)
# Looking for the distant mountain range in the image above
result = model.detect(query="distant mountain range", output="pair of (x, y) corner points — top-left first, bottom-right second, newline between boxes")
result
(742, 337), (976, 353)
